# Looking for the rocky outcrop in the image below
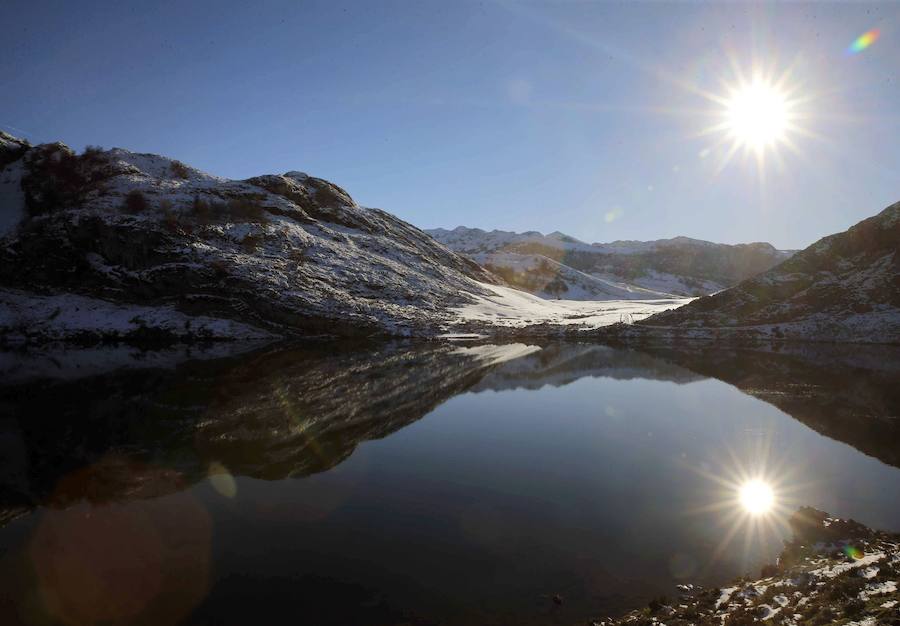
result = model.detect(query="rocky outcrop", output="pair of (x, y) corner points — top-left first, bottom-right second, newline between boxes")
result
(0, 133), (499, 343)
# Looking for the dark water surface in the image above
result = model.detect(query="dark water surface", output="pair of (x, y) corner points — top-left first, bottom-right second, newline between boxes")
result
(1, 341), (899, 625)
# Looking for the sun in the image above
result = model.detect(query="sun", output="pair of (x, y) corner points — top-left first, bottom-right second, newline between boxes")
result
(739, 480), (775, 516)
(699, 64), (811, 176)
(724, 80), (789, 153)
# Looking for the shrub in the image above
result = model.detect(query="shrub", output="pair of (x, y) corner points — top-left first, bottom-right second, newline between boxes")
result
(210, 200), (228, 218)
(122, 190), (149, 213)
(227, 197), (267, 222)
(159, 200), (192, 233)
(23, 147), (85, 214)
(760, 563), (779, 578)
(191, 195), (212, 221)
(723, 608), (756, 626)
(82, 145), (103, 154)
(843, 597), (865, 618)
(647, 596), (668, 613)
(170, 160), (190, 179)
(81, 145), (105, 161)
(21, 144), (121, 215)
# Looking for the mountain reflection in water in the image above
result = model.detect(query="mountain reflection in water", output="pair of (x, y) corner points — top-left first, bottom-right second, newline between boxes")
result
(0, 341), (898, 625)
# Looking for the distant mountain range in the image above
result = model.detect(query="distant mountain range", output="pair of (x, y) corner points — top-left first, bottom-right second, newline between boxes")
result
(427, 226), (795, 299)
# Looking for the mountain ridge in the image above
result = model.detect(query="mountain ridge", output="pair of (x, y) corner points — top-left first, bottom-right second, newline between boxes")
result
(430, 225), (791, 253)
(427, 225), (794, 299)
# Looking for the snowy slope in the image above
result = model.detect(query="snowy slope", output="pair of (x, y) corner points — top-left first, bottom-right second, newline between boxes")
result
(0, 133), (505, 341)
(451, 281), (687, 330)
(428, 226), (793, 299)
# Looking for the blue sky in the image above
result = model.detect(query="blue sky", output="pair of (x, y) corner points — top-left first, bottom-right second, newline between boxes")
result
(2, 0), (898, 249)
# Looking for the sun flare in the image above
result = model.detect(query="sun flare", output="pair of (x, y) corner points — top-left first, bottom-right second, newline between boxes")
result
(701, 64), (811, 176)
(739, 480), (775, 516)
(724, 80), (789, 152)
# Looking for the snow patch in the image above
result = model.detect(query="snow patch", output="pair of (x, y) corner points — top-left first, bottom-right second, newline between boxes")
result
(452, 281), (690, 330)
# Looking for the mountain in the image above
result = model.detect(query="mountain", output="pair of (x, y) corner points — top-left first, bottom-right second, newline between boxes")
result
(623, 201), (900, 344)
(0, 133), (507, 342)
(0, 133), (698, 343)
(427, 226), (794, 299)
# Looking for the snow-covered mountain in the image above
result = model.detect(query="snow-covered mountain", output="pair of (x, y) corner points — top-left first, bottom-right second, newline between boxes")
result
(0, 133), (515, 342)
(427, 226), (794, 299)
(0, 133), (695, 342)
(625, 202), (900, 344)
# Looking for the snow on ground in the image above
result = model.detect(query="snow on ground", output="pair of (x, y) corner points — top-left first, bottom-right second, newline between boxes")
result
(861, 580), (897, 600)
(716, 586), (738, 609)
(452, 282), (690, 330)
(0, 289), (276, 342)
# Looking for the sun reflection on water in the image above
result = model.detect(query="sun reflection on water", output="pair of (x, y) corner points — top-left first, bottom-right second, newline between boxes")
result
(739, 479), (775, 516)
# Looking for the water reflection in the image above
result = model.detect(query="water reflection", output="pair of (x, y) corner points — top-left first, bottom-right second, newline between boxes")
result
(0, 341), (898, 625)
(638, 343), (900, 469)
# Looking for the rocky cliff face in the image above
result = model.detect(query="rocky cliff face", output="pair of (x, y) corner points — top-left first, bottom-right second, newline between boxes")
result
(0, 133), (498, 342)
(627, 202), (900, 344)
(428, 226), (793, 299)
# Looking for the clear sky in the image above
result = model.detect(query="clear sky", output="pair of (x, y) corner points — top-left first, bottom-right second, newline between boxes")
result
(2, 1), (898, 249)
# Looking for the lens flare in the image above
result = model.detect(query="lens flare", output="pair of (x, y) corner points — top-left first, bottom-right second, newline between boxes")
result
(844, 545), (864, 560)
(739, 480), (775, 515)
(848, 28), (880, 54)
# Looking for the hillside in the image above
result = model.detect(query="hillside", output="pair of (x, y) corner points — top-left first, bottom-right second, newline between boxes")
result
(0, 133), (504, 342)
(428, 226), (793, 299)
(624, 202), (900, 344)
(0, 133), (693, 343)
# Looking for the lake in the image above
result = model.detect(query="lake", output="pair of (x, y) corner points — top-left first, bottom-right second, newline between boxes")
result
(1, 341), (899, 625)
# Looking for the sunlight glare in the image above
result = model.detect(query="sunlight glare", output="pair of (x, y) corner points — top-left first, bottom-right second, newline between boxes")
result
(739, 480), (774, 515)
(725, 80), (788, 152)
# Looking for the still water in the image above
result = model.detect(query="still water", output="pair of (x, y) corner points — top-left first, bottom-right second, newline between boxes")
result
(1, 341), (899, 625)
